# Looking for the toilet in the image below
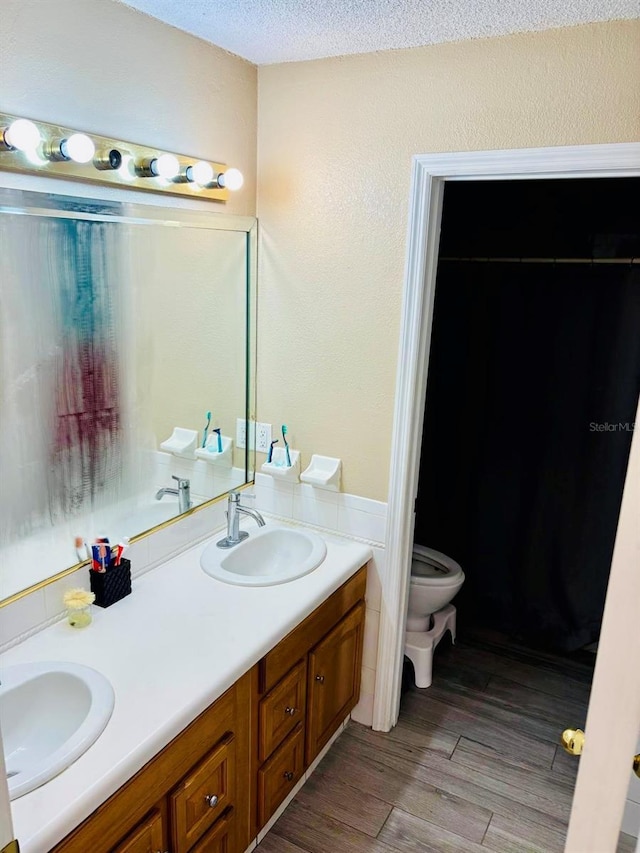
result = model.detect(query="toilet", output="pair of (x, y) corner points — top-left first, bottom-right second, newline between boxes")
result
(404, 544), (465, 688)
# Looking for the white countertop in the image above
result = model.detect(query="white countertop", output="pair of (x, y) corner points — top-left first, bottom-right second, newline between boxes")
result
(1, 520), (371, 853)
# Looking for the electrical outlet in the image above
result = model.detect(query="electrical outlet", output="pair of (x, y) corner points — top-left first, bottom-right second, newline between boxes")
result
(236, 418), (256, 450)
(256, 422), (272, 454)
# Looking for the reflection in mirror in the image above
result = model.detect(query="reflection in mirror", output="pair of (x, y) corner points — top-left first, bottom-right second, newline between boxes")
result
(0, 189), (256, 602)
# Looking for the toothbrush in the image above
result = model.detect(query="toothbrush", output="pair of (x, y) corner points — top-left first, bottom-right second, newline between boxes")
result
(202, 411), (212, 448)
(213, 427), (223, 453)
(282, 425), (291, 467)
(114, 537), (130, 566)
(74, 536), (87, 562)
(267, 439), (278, 463)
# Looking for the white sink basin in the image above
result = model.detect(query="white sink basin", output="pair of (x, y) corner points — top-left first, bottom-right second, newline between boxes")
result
(0, 661), (115, 799)
(201, 525), (327, 586)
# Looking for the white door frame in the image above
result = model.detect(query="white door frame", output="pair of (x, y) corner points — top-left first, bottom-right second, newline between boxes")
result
(374, 143), (640, 846)
(375, 142), (640, 733)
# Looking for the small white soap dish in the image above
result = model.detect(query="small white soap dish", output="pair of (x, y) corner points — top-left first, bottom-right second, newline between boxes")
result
(300, 455), (342, 491)
(160, 427), (198, 459)
(194, 434), (233, 468)
(261, 446), (300, 481)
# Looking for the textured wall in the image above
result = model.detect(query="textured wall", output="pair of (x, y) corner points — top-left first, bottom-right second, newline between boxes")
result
(257, 20), (640, 501)
(1, 0), (257, 216)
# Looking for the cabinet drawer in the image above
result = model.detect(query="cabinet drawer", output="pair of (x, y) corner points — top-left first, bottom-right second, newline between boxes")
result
(260, 566), (367, 692)
(259, 660), (306, 762)
(170, 732), (235, 853)
(257, 724), (305, 827)
(112, 807), (165, 853)
(189, 807), (234, 853)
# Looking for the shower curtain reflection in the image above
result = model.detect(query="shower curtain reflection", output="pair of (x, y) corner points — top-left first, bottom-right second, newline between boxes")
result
(0, 214), (134, 545)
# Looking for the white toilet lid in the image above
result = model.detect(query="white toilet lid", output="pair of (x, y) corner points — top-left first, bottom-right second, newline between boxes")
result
(412, 545), (463, 580)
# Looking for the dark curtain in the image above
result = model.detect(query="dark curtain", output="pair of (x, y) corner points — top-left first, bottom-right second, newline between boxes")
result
(414, 261), (640, 652)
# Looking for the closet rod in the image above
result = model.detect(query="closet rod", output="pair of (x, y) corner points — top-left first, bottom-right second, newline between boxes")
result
(439, 257), (638, 265)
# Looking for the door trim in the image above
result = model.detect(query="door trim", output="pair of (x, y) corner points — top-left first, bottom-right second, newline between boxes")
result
(375, 143), (640, 845)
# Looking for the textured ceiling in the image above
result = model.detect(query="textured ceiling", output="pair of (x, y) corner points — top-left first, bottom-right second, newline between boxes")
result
(116, 0), (639, 64)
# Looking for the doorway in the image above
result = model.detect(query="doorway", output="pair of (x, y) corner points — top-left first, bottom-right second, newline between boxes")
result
(399, 174), (639, 851)
(415, 177), (639, 654)
(374, 144), (640, 853)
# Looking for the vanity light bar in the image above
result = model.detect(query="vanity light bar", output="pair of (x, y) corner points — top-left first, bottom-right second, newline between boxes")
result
(0, 113), (243, 202)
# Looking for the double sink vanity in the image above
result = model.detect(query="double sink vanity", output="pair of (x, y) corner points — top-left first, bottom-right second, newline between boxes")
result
(1, 513), (371, 853)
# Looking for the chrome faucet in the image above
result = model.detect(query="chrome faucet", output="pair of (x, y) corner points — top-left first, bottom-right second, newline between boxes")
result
(217, 489), (265, 548)
(155, 475), (192, 514)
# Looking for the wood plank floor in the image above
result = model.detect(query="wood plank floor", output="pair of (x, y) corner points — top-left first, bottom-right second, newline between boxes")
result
(256, 638), (637, 853)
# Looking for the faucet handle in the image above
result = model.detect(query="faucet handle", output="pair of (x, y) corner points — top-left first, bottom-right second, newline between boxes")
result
(172, 474), (190, 488)
(229, 489), (255, 502)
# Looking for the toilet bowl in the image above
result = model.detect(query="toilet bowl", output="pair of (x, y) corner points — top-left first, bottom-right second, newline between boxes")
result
(407, 545), (465, 632)
(404, 546), (465, 689)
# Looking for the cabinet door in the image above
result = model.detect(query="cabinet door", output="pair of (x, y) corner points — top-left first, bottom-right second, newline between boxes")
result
(170, 732), (235, 853)
(112, 807), (166, 853)
(306, 601), (365, 764)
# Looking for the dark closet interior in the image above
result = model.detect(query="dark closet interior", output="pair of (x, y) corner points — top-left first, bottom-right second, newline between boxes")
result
(414, 178), (640, 653)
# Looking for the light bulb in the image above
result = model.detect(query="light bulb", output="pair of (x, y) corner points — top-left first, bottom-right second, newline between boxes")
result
(118, 154), (136, 181)
(151, 154), (180, 180)
(61, 133), (95, 163)
(4, 119), (41, 151)
(218, 168), (244, 191)
(187, 161), (214, 186)
(25, 147), (48, 166)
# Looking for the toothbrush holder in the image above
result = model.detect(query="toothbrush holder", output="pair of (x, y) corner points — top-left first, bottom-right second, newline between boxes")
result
(261, 446), (300, 481)
(90, 559), (132, 608)
(194, 434), (233, 468)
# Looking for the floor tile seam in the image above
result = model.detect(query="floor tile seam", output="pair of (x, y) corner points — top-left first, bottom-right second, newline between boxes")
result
(382, 805), (490, 850)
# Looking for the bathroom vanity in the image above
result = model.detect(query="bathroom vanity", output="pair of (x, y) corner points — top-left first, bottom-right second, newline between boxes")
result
(3, 523), (370, 853)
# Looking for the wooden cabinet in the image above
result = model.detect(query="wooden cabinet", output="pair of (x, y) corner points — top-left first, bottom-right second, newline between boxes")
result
(258, 660), (306, 762)
(52, 675), (251, 853)
(169, 733), (235, 852)
(53, 563), (367, 853)
(257, 724), (305, 826)
(253, 567), (367, 832)
(188, 807), (234, 853)
(306, 600), (365, 764)
(112, 807), (166, 853)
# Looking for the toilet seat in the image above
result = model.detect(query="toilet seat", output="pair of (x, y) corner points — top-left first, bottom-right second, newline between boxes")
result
(411, 545), (463, 586)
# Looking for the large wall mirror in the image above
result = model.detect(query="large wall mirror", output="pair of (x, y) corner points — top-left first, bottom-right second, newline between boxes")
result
(0, 188), (256, 602)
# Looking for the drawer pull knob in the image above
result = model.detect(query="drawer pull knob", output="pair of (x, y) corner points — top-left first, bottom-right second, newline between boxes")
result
(283, 771), (294, 781)
(205, 793), (219, 808)
(284, 706), (298, 715)
(315, 675), (325, 683)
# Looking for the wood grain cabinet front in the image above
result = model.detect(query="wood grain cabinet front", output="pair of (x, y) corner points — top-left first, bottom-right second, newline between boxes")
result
(112, 806), (167, 853)
(259, 659), (306, 762)
(169, 732), (235, 853)
(257, 724), (305, 827)
(188, 807), (235, 853)
(51, 674), (250, 853)
(306, 600), (366, 764)
(252, 565), (368, 834)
